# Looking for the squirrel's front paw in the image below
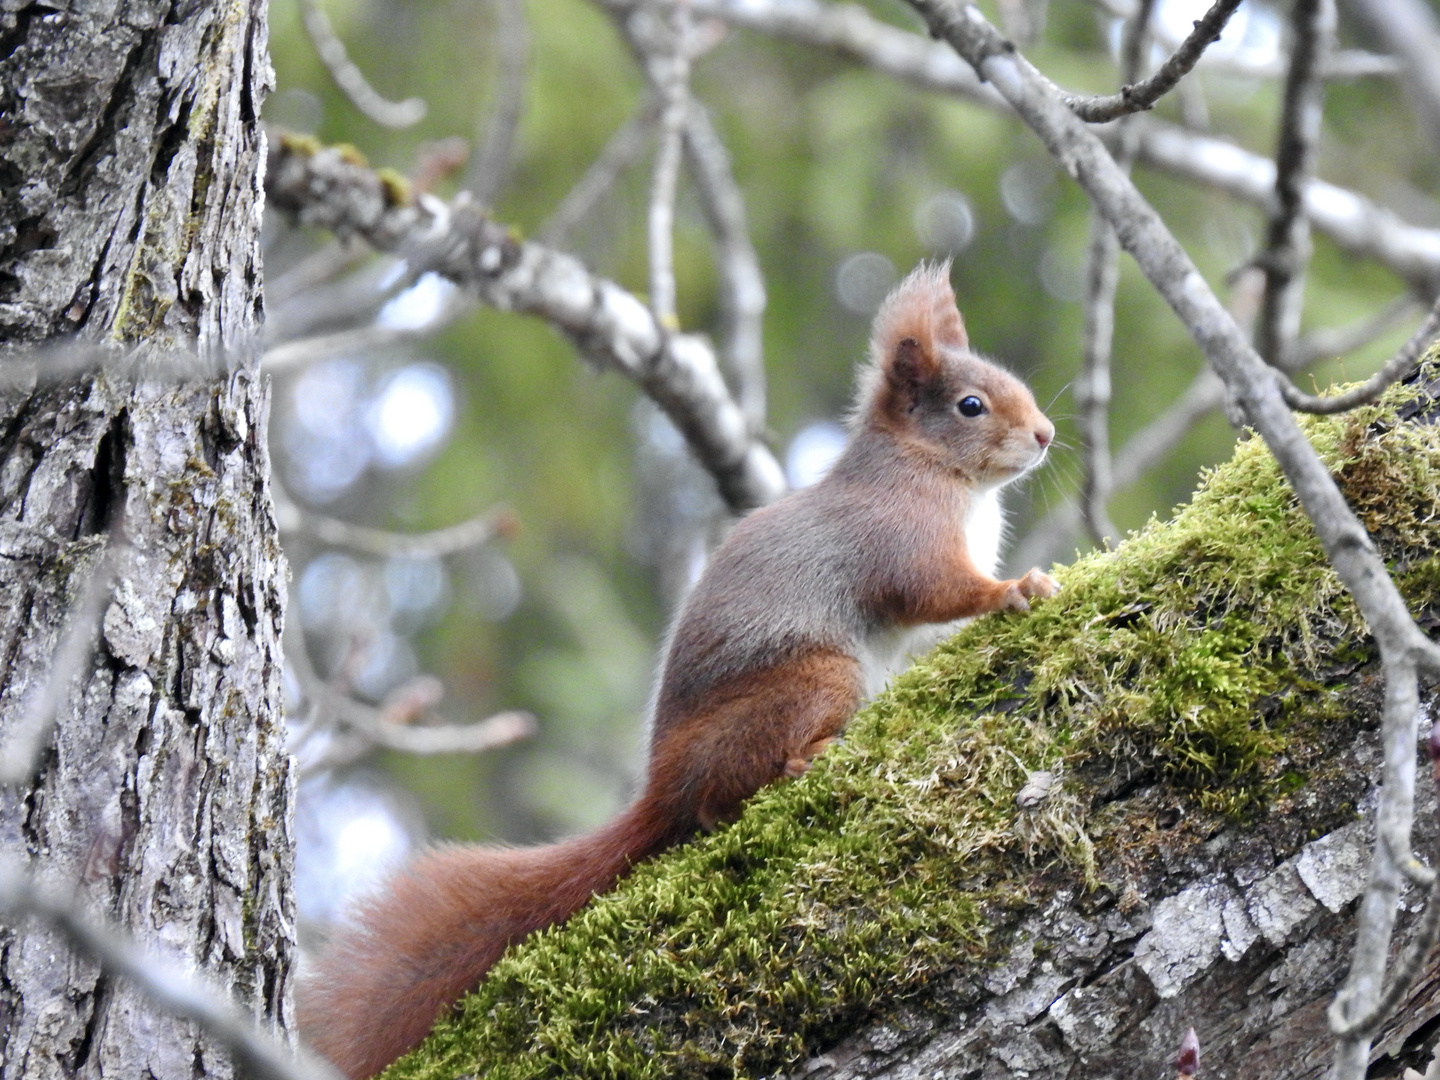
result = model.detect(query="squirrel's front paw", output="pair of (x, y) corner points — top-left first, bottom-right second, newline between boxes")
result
(1017, 568), (1060, 600)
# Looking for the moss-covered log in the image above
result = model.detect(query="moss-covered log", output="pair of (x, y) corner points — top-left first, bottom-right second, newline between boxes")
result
(382, 363), (1440, 1080)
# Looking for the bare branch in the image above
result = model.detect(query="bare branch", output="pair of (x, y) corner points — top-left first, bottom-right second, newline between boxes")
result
(1178, 46), (1402, 83)
(538, 97), (661, 247)
(1015, 290), (1422, 570)
(1136, 124), (1440, 292)
(284, 619), (534, 775)
(262, 324), (428, 371)
(294, 693), (536, 774)
(273, 480), (517, 558)
(1063, 0), (1245, 123)
(647, 69), (687, 329)
(1327, 660), (1421, 1069)
(265, 241), (367, 306)
(614, 0), (1440, 291)
(902, 0), (1440, 657)
(0, 861), (343, 1080)
(1075, 0), (1153, 546)
(1010, 358), (1228, 574)
(297, 0), (426, 129)
(465, 0), (530, 204)
(619, 3), (695, 329)
(315, 704), (536, 764)
(1346, 0), (1440, 155)
(266, 138), (786, 511)
(266, 253), (422, 344)
(660, 0), (1002, 101)
(1254, 0), (1334, 369)
(1291, 293), (1421, 369)
(995, 0), (1047, 48)
(1283, 293), (1440, 414)
(684, 102), (768, 428)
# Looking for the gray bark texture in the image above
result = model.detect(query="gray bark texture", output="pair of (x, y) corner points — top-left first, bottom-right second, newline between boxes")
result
(0, 2), (291, 1079)
(793, 780), (1430, 1080)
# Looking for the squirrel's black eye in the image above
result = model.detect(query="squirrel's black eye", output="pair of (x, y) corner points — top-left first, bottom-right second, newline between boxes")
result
(958, 396), (985, 417)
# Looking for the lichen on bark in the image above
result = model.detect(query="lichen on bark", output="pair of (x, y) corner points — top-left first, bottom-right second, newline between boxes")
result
(0, 2), (289, 1078)
(382, 360), (1440, 1080)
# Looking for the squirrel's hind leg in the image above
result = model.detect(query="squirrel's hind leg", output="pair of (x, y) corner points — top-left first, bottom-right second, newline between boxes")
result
(653, 650), (862, 832)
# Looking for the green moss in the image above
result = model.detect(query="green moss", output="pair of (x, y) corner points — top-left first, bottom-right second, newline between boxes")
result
(279, 131), (324, 157)
(376, 168), (414, 208)
(383, 368), (1440, 1080)
(334, 142), (370, 167)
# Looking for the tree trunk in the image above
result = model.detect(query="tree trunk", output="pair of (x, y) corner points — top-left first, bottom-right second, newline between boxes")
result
(0, 3), (290, 1079)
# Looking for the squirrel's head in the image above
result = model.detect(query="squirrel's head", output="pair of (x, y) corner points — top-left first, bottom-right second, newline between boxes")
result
(857, 262), (1053, 486)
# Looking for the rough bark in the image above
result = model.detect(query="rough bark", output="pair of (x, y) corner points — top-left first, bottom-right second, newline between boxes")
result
(0, 2), (290, 1079)
(789, 763), (1432, 1080)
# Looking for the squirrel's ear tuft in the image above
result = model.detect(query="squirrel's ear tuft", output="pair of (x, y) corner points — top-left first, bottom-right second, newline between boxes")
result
(869, 262), (966, 398)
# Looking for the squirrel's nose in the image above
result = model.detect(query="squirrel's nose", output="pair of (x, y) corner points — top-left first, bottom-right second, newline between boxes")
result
(1034, 420), (1054, 449)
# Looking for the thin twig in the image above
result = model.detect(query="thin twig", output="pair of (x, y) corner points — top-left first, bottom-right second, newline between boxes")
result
(683, 101), (768, 428)
(1063, 0), (1245, 122)
(633, 4), (694, 329)
(1254, 0), (1334, 369)
(297, 0), (426, 128)
(262, 324), (430, 371)
(1135, 124), (1440, 294)
(1169, 46), (1401, 83)
(1008, 367), (1226, 572)
(265, 241), (366, 307)
(1076, 0), (1153, 546)
(1328, 661), (1422, 1061)
(273, 480), (517, 558)
(296, 706), (536, 775)
(1282, 293), (1440, 414)
(465, 0), (530, 204)
(1291, 293), (1421, 370)
(1014, 281), (1424, 570)
(284, 618), (534, 775)
(0, 861), (343, 1080)
(906, 0), (1434, 665)
(538, 97), (662, 247)
(1012, 292), (1425, 568)
(265, 255), (422, 344)
(1345, 0), (1440, 155)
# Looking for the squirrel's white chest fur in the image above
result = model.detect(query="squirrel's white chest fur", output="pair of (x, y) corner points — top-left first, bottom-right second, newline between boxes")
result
(857, 487), (1006, 699)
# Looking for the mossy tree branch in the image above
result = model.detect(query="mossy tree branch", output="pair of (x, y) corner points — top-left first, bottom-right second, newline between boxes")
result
(376, 364), (1440, 1079)
(897, 7), (1440, 1076)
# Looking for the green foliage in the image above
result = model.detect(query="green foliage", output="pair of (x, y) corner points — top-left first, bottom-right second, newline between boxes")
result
(379, 375), (1440, 1079)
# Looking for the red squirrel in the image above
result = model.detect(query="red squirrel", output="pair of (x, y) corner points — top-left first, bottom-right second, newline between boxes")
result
(298, 263), (1059, 1079)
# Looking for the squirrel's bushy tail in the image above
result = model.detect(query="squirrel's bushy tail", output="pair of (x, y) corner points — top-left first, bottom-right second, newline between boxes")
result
(299, 795), (688, 1079)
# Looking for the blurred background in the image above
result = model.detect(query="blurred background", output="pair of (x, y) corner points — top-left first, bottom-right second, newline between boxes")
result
(259, 0), (1434, 938)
